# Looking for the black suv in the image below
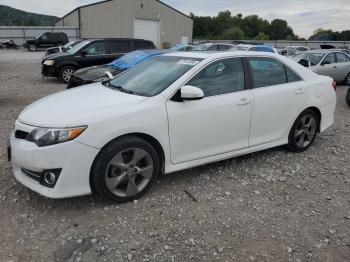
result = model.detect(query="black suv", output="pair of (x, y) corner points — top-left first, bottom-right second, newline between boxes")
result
(24, 32), (69, 52)
(41, 38), (156, 83)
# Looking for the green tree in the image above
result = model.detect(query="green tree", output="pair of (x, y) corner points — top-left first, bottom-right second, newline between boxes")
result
(222, 27), (245, 40)
(269, 19), (294, 40)
(255, 32), (270, 40)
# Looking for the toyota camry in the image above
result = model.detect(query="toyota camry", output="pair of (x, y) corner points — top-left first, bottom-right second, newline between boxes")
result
(9, 51), (337, 202)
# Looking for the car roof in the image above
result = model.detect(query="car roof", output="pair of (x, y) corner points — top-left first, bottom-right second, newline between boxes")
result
(163, 51), (279, 59)
(303, 49), (346, 54)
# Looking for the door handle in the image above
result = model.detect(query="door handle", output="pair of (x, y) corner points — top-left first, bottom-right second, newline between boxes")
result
(237, 97), (250, 105)
(295, 88), (305, 94)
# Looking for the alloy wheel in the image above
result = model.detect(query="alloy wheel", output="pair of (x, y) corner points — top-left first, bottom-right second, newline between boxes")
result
(294, 114), (317, 148)
(105, 148), (154, 197)
(62, 68), (74, 82)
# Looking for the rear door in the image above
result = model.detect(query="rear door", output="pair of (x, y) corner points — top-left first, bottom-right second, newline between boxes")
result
(107, 40), (131, 60)
(248, 57), (308, 146)
(335, 52), (350, 82)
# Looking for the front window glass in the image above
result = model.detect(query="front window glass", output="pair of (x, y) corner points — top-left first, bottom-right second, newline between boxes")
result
(248, 58), (287, 88)
(293, 52), (324, 65)
(323, 53), (336, 64)
(107, 56), (202, 97)
(187, 58), (245, 97)
(83, 42), (106, 55)
(66, 40), (91, 54)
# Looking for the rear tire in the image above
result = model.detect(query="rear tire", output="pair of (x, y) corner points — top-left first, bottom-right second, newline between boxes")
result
(91, 136), (160, 202)
(287, 109), (319, 153)
(28, 44), (37, 52)
(345, 73), (350, 86)
(59, 66), (75, 83)
(346, 88), (350, 106)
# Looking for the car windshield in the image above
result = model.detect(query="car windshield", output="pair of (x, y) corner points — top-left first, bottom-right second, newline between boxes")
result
(192, 44), (211, 51)
(106, 56), (202, 97)
(63, 40), (80, 49)
(66, 40), (91, 54)
(293, 52), (325, 65)
(109, 50), (161, 70)
(229, 46), (249, 51)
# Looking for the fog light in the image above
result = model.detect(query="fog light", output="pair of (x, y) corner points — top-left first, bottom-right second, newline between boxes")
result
(40, 169), (61, 188)
(44, 172), (57, 185)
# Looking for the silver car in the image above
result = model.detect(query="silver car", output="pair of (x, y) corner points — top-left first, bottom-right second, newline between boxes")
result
(292, 50), (350, 84)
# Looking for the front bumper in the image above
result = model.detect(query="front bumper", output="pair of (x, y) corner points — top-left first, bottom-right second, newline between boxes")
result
(42, 65), (58, 77)
(10, 121), (100, 199)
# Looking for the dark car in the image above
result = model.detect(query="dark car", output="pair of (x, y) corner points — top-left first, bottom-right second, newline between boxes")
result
(41, 38), (156, 83)
(45, 40), (83, 56)
(67, 49), (169, 88)
(24, 32), (69, 51)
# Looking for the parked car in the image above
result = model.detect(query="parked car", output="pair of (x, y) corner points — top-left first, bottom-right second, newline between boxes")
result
(228, 44), (277, 53)
(0, 40), (19, 49)
(67, 49), (169, 89)
(192, 43), (234, 51)
(292, 50), (350, 84)
(45, 40), (83, 56)
(170, 44), (195, 51)
(280, 49), (297, 57)
(24, 32), (69, 52)
(41, 38), (156, 83)
(279, 46), (310, 56)
(9, 51), (336, 202)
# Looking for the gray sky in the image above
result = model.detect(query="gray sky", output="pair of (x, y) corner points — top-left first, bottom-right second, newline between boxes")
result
(1, 0), (349, 38)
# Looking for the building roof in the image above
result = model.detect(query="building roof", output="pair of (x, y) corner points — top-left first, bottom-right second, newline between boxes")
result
(56, 0), (192, 23)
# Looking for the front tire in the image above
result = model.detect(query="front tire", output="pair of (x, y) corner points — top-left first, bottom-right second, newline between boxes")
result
(287, 109), (319, 153)
(59, 66), (75, 83)
(91, 136), (160, 202)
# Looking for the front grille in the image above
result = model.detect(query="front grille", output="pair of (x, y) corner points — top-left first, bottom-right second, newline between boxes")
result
(15, 130), (29, 140)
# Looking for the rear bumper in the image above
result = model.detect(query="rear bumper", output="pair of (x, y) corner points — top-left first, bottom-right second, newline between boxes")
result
(42, 65), (58, 77)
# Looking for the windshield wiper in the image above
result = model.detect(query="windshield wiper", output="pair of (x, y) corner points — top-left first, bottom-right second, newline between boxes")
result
(105, 82), (134, 94)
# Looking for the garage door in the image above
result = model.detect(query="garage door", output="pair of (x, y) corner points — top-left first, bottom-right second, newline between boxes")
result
(134, 19), (160, 48)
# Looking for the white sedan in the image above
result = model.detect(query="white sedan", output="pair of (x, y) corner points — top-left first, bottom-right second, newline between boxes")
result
(9, 51), (337, 202)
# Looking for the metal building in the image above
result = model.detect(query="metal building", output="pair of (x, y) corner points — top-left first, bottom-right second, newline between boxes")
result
(55, 0), (193, 48)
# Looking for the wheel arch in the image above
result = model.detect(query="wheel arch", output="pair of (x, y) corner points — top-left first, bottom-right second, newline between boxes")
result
(89, 132), (166, 194)
(305, 106), (322, 132)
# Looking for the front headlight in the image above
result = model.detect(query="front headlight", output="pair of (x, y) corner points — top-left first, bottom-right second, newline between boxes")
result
(27, 126), (87, 147)
(43, 60), (55, 66)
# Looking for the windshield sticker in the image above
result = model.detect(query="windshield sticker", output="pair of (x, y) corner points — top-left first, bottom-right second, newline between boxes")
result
(177, 59), (200, 66)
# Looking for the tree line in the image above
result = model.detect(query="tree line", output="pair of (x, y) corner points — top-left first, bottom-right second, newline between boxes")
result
(191, 11), (350, 41)
(191, 11), (298, 41)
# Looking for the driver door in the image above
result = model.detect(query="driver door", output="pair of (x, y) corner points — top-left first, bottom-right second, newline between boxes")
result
(78, 41), (108, 68)
(166, 58), (252, 164)
(317, 53), (338, 80)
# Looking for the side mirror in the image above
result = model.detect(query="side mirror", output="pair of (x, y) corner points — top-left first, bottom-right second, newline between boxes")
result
(81, 51), (87, 57)
(180, 85), (204, 101)
(322, 61), (330, 65)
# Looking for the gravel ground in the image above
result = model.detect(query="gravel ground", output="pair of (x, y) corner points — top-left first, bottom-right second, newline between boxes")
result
(0, 50), (349, 262)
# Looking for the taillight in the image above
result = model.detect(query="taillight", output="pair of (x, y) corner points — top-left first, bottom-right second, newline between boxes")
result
(332, 81), (337, 91)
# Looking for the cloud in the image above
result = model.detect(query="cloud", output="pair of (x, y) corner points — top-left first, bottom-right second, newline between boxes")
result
(1, 0), (349, 38)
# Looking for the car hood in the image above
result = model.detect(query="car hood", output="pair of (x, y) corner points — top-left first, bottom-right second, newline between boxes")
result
(42, 52), (69, 62)
(18, 83), (148, 127)
(73, 65), (123, 81)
